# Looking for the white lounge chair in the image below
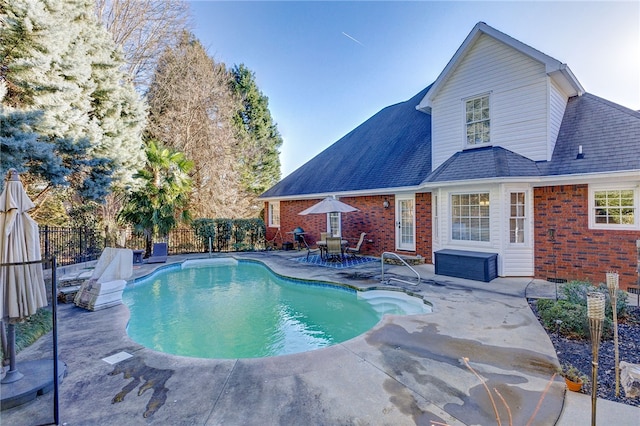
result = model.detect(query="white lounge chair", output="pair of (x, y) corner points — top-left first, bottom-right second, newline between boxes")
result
(74, 247), (133, 311)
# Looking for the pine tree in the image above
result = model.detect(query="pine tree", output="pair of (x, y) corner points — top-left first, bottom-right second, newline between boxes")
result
(0, 0), (146, 202)
(230, 64), (283, 196)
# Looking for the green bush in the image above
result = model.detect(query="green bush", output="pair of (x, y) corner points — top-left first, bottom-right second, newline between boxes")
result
(537, 299), (590, 339)
(537, 289), (615, 340)
(561, 280), (628, 318)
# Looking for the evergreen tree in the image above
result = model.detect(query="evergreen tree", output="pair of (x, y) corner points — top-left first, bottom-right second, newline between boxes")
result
(230, 64), (282, 195)
(0, 0), (146, 203)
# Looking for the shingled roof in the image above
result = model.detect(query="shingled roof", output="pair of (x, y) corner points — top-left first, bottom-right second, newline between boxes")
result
(260, 89), (639, 199)
(424, 146), (541, 183)
(540, 93), (640, 176)
(260, 86), (433, 198)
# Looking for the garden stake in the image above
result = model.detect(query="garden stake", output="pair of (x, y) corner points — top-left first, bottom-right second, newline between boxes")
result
(587, 292), (605, 426)
(606, 271), (620, 397)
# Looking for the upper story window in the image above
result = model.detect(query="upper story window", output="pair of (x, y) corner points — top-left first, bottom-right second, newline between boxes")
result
(465, 95), (490, 146)
(590, 186), (637, 230)
(268, 201), (280, 227)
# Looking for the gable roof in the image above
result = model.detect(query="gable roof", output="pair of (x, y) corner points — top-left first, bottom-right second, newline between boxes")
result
(416, 22), (584, 112)
(540, 93), (640, 176)
(260, 86), (433, 199)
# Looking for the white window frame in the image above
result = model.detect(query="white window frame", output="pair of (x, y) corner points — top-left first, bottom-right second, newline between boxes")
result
(268, 201), (280, 227)
(509, 192), (526, 244)
(327, 212), (341, 237)
(433, 194), (439, 241)
(589, 185), (638, 230)
(450, 192), (490, 242)
(464, 93), (491, 147)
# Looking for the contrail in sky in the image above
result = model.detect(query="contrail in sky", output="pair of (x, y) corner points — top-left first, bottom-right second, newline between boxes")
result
(342, 32), (363, 46)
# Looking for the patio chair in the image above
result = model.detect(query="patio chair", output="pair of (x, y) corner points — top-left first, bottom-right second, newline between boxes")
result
(346, 232), (367, 258)
(146, 242), (168, 264)
(301, 235), (320, 260)
(325, 237), (344, 263)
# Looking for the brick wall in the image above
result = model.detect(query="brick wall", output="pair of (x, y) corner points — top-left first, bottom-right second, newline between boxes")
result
(534, 184), (640, 290)
(265, 194), (433, 261)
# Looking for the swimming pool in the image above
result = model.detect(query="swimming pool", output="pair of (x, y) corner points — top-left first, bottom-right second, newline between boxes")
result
(123, 258), (430, 359)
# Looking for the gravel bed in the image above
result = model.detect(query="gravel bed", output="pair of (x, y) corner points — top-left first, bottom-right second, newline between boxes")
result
(529, 301), (640, 407)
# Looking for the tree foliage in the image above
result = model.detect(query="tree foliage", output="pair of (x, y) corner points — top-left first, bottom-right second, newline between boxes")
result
(0, 0), (146, 202)
(230, 64), (282, 195)
(146, 31), (250, 218)
(118, 139), (193, 253)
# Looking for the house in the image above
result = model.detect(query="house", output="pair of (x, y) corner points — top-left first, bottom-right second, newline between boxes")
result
(260, 22), (640, 289)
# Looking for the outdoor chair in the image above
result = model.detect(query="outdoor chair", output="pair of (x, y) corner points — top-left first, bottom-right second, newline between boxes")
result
(325, 237), (344, 263)
(301, 235), (320, 260)
(346, 232), (367, 258)
(146, 242), (168, 264)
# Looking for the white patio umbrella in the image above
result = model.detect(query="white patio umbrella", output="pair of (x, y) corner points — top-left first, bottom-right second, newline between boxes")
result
(298, 197), (359, 237)
(0, 169), (48, 383)
(298, 196), (359, 215)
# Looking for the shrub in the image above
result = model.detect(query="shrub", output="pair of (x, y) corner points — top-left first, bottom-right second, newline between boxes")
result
(561, 280), (628, 319)
(537, 299), (590, 339)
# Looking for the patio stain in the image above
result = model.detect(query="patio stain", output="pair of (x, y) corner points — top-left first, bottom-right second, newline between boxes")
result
(366, 322), (563, 425)
(108, 356), (173, 418)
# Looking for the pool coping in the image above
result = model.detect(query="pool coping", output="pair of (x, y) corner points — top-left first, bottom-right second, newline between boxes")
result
(1, 251), (589, 424)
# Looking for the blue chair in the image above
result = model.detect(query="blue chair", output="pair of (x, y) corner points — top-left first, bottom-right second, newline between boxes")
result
(146, 242), (168, 264)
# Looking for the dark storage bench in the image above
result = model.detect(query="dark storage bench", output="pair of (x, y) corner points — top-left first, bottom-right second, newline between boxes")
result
(434, 249), (498, 282)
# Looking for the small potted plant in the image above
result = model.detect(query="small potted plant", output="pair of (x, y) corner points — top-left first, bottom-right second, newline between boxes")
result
(558, 363), (588, 392)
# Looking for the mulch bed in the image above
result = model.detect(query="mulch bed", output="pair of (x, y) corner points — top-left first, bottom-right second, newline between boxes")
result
(529, 300), (640, 407)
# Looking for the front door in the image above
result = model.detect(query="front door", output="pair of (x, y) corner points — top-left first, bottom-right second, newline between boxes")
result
(396, 196), (415, 251)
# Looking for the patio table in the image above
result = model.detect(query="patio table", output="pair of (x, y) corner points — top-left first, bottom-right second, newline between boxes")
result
(316, 240), (348, 260)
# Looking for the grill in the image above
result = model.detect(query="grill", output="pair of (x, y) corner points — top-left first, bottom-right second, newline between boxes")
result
(293, 227), (305, 249)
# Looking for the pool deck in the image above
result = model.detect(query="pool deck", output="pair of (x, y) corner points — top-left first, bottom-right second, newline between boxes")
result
(2, 250), (639, 425)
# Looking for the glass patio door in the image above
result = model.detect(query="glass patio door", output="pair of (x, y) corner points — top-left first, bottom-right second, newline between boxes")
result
(396, 196), (415, 251)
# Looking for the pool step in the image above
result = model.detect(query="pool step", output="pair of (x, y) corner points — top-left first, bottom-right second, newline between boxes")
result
(358, 290), (430, 315)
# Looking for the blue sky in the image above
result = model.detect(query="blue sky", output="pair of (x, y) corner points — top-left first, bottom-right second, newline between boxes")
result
(189, 1), (640, 177)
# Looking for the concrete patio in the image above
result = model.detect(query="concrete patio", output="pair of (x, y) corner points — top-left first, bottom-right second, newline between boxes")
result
(2, 250), (638, 425)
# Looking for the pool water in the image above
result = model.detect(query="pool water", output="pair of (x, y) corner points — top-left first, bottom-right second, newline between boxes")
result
(123, 259), (429, 359)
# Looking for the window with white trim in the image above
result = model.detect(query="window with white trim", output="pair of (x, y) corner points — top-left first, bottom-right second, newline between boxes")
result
(465, 95), (490, 145)
(328, 212), (341, 237)
(590, 187), (637, 229)
(268, 202), (280, 227)
(451, 193), (490, 242)
(509, 192), (526, 243)
(433, 194), (439, 240)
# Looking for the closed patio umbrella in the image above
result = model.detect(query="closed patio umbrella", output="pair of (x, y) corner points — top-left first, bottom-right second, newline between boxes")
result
(0, 169), (48, 383)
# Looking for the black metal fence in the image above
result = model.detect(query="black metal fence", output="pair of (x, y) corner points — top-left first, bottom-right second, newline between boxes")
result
(40, 226), (104, 267)
(40, 224), (267, 267)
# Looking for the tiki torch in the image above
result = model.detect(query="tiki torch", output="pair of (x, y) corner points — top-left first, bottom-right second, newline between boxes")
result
(606, 272), (620, 397)
(587, 291), (605, 426)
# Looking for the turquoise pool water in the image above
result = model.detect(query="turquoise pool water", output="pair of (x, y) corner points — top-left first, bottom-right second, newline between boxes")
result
(123, 258), (428, 359)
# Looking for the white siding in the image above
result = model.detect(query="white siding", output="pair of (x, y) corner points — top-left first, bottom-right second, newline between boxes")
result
(435, 183), (535, 277)
(500, 184), (534, 276)
(432, 34), (552, 170)
(548, 80), (568, 160)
